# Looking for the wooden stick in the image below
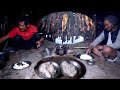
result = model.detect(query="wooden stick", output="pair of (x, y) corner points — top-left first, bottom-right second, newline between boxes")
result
(73, 47), (88, 49)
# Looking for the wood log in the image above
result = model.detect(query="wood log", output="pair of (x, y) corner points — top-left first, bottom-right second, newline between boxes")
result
(38, 11), (95, 43)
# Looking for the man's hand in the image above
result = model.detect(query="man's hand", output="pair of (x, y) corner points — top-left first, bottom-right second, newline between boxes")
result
(35, 37), (44, 48)
(35, 41), (42, 48)
(0, 35), (9, 44)
(86, 43), (94, 55)
(86, 48), (92, 55)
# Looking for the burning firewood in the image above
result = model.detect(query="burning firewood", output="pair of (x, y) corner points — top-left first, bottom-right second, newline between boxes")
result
(38, 11), (95, 43)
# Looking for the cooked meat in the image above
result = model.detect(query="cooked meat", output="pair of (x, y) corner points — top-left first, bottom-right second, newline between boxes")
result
(61, 61), (77, 77)
(39, 62), (57, 78)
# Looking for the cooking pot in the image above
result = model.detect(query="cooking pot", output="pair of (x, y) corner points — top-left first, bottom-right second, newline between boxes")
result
(56, 45), (67, 56)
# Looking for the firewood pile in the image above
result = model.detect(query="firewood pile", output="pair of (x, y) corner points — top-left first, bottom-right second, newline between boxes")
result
(38, 11), (95, 43)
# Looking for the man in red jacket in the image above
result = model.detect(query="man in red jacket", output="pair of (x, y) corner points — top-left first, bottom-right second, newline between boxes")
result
(0, 16), (44, 51)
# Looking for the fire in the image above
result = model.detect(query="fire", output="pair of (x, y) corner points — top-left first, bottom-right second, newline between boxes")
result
(38, 11), (95, 44)
(62, 13), (68, 32)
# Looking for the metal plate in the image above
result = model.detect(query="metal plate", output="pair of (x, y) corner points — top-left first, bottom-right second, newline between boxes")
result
(12, 61), (31, 70)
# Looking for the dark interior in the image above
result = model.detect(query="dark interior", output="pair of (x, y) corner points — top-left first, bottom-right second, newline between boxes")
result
(0, 0), (120, 49)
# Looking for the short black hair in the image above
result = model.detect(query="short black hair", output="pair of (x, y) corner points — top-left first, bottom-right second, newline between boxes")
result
(18, 16), (29, 25)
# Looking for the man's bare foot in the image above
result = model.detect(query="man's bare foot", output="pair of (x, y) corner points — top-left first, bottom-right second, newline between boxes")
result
(99, 56), (106, 63)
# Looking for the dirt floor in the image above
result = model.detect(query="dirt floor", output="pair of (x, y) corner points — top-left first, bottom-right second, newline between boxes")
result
(0, 40), (120, 79)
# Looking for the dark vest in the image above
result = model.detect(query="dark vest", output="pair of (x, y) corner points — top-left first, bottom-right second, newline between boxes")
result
(103, 25), (120, 51)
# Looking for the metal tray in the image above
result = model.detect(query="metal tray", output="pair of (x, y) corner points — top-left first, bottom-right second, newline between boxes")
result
(34, 56), (86, 79)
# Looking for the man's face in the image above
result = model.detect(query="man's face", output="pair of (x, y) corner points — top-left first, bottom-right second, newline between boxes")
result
(19, 21), (28, 31)
(104, 20), (114, 31)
